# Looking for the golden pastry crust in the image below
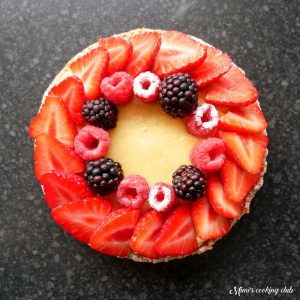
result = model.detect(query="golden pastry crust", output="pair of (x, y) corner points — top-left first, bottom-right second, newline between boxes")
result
(40, 28), (268, 263)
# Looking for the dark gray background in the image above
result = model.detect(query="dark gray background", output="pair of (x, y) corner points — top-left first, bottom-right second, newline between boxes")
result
(0, 0), (299, 299)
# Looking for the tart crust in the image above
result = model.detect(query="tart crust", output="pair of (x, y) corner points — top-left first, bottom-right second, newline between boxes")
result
(40, 28), (268, 263)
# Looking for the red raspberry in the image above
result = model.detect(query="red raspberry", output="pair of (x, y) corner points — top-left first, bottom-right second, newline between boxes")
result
(190, 138), (225, 173)
(74, 125), (109, 161)
(186, 103), (219, 137)
(133, 71), (161, 102)
(117, 175), (150, 209)
(148, 182), (176, 212)
(100, 71), (133, 105)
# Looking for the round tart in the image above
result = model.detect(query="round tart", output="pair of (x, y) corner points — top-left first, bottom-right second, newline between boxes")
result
(29, 28), (268, 262)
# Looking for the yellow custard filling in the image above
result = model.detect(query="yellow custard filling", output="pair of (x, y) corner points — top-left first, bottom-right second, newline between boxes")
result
(107, 97), (201, 185)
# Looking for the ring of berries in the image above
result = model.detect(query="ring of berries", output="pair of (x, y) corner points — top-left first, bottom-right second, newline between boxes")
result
(29, 29), (268, 261)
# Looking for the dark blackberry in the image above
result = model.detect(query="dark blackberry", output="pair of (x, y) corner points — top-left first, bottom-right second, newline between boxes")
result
(84, 158), (124, 196)
(172, 165), (206, 201)
(82, 98), (118, 130)
(158, 73), (198, 118)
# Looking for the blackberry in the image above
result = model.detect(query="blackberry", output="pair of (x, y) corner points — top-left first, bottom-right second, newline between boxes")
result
(82, 98), (118, 130)
(84, 158), (124, 196)
(158, 73), (198, 118)
(172, 165), (206, 201)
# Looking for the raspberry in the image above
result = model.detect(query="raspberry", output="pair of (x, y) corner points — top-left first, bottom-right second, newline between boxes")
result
(186, 103), (219, 137)
(148, 183), (176, 212)
(133, 71), (161, 102)
(190, 138), (225, 173)
(117, 175), (150, 208)
(74, 125), (109, 161)
(100, 71), (133, 105)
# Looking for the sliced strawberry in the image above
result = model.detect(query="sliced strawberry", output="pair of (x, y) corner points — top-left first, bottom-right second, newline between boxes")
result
(204, 65), (258, 106)
(29, 96), (77, 148)
(207, 173), (245, 219)
(218, 103), (267, 134)
(218, 131), (268, 174)
(189, 45), (232, 87)
(40, 170), (92, 208)
(131, 209), (165, 259)
(220, 157), (260, 203)
(51, 197), (112, 243)
(152, 31), (206, 77)
(192, 197), (231, 240)
(34, 134), (85, 179)
(70, 46), (109, 100)
(90, 208), (140, 257)
(153, 205), (198, 257)
(125, 31), (161, 78)
(98, 36), (133, 75)
(48, 76), (86, 125)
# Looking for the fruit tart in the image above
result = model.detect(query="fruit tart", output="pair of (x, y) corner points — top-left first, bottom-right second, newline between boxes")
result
(28, 28), (268, 262)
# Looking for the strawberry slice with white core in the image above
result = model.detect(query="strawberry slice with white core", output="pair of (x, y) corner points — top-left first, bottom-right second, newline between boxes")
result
(98, 36), (133, 75)
(218, 131), (268, 174)
(152, 30), (207, 78)
(218, 103), (267, 134)
(131, 209), (165, 259)
(153, 205), (198, 257)
(207, 173), (245, 219)
(125, 32), (161, 78)
(220, 157), (260, 203)
(204, 65), (258, 106)
(70, 46), (109, 100)
(148, 182), (176, 212)
(40, 170), (93, 209)
(74, 125), (110, 161)
(51, 197), (112, 243)
(90, 208), (140, 257)
(48, 76), (86, 125)
(34, 134), (85, 180)
(189, 45), (232, 87)
(29, 96), (77, 148)
(192, 197), (231, 240)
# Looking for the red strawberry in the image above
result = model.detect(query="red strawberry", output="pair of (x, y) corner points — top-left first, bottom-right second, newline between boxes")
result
(34, 134), (85, 180)
(125, 32), (161, 78)
(204, 65), (258, 106)
(218, 131), (268, 174)
(218, 103), (267, 134)
(207, 173), (245, 219)
(29, 96), (77, 148)
(192, 197), (231, 240)
(40, 170), (93, 208)
(70, 46), (109, 100)
(189, 45), (232, 87)
(153, 205), (198, 257)
(48, 76), (86, 125)
(51, 197), (112, 243)
(220, 157), (260, 203)
(131, 209), (165, 259)
(152, 31), (206, 77)
(90, 208), (140, 257)
(98, 36), (133, 75)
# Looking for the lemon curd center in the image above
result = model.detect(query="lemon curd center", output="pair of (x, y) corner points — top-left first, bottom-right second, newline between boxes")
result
(107, 97), (200, 185)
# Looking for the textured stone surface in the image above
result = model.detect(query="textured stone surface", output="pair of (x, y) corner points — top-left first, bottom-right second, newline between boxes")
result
(0, 0), (299, 299)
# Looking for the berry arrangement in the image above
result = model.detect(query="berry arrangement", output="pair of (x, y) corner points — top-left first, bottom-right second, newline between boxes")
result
(28, 29), (268, 261)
